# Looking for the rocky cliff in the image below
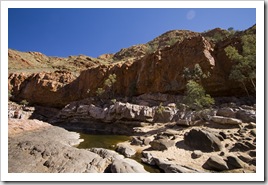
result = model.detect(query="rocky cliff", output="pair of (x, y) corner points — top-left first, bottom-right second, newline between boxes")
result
(8, 25), (256, 108)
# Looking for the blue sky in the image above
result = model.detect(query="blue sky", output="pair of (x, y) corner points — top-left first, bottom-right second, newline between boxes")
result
(8, 8), (256, 58)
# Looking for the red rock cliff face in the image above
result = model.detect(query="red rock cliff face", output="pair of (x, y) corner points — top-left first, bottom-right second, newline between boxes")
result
(76, 34), (243, 100)
(9, 71), (77, 107)
(8, 33), (255, 108)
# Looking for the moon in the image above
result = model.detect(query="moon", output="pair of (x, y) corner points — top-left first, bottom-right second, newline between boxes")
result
(186, 10), (196, 20)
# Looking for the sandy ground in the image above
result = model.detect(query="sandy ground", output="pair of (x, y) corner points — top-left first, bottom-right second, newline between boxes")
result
(119, 122), (256, 173)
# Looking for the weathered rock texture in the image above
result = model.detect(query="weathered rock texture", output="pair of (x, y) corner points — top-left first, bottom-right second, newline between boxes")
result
(8, 71), (77, 107)
(8, 26), (256, 108)
(8, 121), (148, 173)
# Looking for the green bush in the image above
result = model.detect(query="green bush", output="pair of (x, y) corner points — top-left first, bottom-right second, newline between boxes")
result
(183, 80), (214, 110)
(20, 99), (29, 106)
(95, 74), (117, 100)
(156, 102), (165, 115)
(111, 99), (116, 104)
(146, 44), (157, 54)
(96, 88), (104, 96)
(182, 64), (210, 82)
(8, 90), (13, 100)
(224, 33), (256, 96)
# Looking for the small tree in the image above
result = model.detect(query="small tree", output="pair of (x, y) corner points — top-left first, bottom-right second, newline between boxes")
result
(182, 64), (210, 82)
(224, 33), (256, 96)
(104, 74), (116, 88)
(104, 74), (116, 99)
(96, 74), (117, 100)
(183, 80), (214, 110)
(96, 88), (105, 97)
(182, 64), (214, 110)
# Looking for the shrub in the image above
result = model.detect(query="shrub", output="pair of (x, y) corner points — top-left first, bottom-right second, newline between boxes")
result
(224, 33), (256, 96)
(8, 90), (13, 100)
(104, 74), (116, 88)
(183, 80), (214, 110)
(146, 44), (157, 54)
(95, 74), (117, 100)
(167, 38), (178, 46)
(20, 99), (29, 106)
(156, 102), (165, 115)
(182, 64), (210, 82)
(96, 88), (104, 96)
(111, 99), (116, 104)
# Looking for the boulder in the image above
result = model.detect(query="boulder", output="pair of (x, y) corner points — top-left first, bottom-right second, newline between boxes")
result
(143, 137), (154, 146)
(184, 128), (223, 152)
(142, 152), (202, 173)
(230, 141), (256, 152)
(202, 155), (229, 171)
(149, 138), (175, 151)
(141, 151), (156, 165)
(236, 109), (256, 123)
(175, 111), (198, 126)
(211, 116), (242, 125)
(238, 153), (253, 164)
(88, 104), (107, 120)
(245, 122), (256, 129)
(191, 150), (203, 159)
(116, 143), (136, 158)
(130, 136), (144, 146)
(216, 107), (236, 118)
(248, 150), (256, 157)
(114, 102), (154, 122)
(154, 157), (202, 173)
(90, 148), (148, 173)
(110, 159), (148, 173)
(159, 163), (199, 173)
(225, 156), (244, 169)
(153, 106), (177, 122)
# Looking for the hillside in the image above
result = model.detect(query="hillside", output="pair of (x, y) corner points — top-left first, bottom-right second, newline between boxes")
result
(8, 49), (109, 74)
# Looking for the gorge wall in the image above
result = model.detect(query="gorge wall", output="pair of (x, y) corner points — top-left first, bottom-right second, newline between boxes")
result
(8, 26), (256, 108)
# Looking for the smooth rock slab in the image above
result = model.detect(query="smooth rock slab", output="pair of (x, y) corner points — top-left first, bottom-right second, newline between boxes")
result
(211, 116), (242, 125)
(9, 127), (109, 173)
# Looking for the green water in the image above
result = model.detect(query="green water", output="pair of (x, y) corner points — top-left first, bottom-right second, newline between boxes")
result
(77, 133), (160, 173)
(77, 133), (130, 150)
